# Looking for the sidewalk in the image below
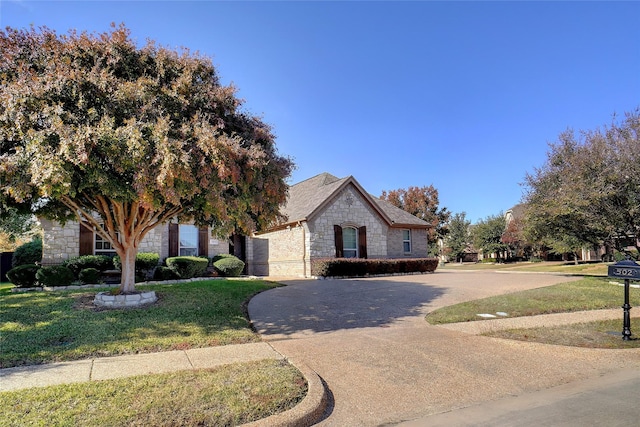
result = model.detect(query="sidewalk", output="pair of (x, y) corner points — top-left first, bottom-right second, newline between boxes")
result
(2, 309), (635, 392)
(0, 341), (283, 392)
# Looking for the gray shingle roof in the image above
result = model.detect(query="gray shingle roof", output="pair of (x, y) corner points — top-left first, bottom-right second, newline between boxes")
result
(279, 172), (429, 229)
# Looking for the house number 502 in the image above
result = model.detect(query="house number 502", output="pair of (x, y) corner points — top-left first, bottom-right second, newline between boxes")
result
(614, 268), (638, 277)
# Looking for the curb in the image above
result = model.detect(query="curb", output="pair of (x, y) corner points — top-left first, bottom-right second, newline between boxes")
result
(242, 359), (328, 427)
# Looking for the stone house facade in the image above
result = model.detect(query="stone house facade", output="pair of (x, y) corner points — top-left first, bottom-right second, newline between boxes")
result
(39, 172), (430, 277)
(39, 217), (228, 266)
(245, 173), (430, 277)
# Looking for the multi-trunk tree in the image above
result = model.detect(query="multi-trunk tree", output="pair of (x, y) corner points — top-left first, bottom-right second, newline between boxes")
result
(0, 25), (294, 292)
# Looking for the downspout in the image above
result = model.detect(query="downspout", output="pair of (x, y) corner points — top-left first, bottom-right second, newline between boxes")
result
(299, 221), (307, 277)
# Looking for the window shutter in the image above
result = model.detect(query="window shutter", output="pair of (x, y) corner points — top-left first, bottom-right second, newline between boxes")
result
(79, 222), (93, 256)
(334, 225), (344, 258)
(169, 223), (178, 257)
(198, 226), (209, 257)
(358, 226), (367, 259)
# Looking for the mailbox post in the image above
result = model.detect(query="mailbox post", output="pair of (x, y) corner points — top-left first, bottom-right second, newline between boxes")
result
(607, 258), (640, 340)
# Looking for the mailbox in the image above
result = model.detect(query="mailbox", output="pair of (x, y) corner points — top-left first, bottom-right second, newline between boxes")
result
(607, 258), (639, 341)
(607, 259), (640, 280)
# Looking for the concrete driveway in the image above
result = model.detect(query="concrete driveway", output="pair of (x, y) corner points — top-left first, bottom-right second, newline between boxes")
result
(248, 271), (640, 426)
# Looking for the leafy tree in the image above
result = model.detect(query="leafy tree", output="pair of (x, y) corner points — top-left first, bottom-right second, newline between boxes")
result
(380, 185), (451, 242)
(444, 212), (470, 263)
(472, 213), (508, 261)
(546, 235), (585, 265)
(523, 110), (640, 255)
(500, 217), (532, 260)
(0, 25), (293, 293)
(0, 206), (41, 251)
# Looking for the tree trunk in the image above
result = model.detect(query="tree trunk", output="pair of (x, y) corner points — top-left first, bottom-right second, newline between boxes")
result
(119, 245), (138, 293)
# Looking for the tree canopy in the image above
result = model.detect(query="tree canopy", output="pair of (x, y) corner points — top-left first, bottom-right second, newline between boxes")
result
(380, 185), (450, 242)
(444, 211), (470, 262)
(0, 25), (294, 291)
(523, 109), (640, 257)
(472, 213), (507, 260)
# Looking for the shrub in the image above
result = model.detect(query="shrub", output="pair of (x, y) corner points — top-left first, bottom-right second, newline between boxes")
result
(166, 256), (209, 279)
(113, 252), (160, 280)
(311, 258), (439, 277)
(153, 266), (181, 281)
(12, 238), (42, 267)
(63, 255), (113, 276)
(213, 255), (245, 277)
(6, 264), (41, 288)
(36, 265), (75, 287)
(78, 268), (101, 284)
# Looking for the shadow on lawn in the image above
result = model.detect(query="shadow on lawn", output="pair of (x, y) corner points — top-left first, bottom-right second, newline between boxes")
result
(248, 277), (446, 337)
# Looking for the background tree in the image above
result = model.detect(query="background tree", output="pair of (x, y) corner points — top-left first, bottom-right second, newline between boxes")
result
(472, 213), (508, 261)
(500, 217), (531, 260)
(523, 110), (640, 258)
(0, 207), (41, 251)
(0, 25), (294, 292)
(380, 185), (451, 243)
(444, 212), (470, 263)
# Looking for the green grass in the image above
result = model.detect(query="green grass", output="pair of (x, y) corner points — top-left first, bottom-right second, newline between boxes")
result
(426, 277), (639, 324)
(0, 359), (307, 426)
(0, 279), (279, 368)
(442, 261), (609, 276)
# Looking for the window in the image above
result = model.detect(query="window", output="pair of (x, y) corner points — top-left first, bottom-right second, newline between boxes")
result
(403, 229), (411, 253)
(179, 224), (199, 256)
(94, 224), (118, 257)
(343, 227), (358, 258)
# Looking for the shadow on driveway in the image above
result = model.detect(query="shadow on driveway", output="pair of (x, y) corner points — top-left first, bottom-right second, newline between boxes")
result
(248, 278), (446, 338)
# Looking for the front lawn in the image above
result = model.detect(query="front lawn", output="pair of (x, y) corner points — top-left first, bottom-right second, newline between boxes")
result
(426, 277), (638, 324)
(426, 277), (640, 348)
(0, 359), (306, 426)
(0, 279), (278, 368)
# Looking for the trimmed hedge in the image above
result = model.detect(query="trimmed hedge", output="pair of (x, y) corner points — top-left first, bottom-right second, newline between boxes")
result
(114, 252), (160, 281)
(153, 266), (181, 281)
(6, 264), (40, 288)
(63, 255), (114, 275)
(78, 268), (101, 284)
(165, 256), (209, 279)
(36, 265), (75, 287)
(213, 255), (245, 277)
(12, 238), (42, 267)
(311, 258), (439, 278)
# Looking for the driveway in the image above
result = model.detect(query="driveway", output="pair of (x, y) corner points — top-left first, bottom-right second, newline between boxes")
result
(248, 271), (640, 426)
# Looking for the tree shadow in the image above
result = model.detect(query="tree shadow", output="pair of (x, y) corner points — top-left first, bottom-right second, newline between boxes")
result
(248, 277), (446, 337)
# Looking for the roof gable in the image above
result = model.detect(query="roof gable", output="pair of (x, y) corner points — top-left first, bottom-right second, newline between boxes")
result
(279, 172), (429, 229)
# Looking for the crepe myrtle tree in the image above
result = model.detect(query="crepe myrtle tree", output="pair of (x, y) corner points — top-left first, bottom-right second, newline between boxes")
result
(0, 25), (294, 293)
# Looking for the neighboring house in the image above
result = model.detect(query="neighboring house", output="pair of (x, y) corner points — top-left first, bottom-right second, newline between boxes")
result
(245, 173), (430, 277)
(39, 218), (229, 266)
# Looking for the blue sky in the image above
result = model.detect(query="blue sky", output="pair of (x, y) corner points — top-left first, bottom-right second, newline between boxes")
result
(2, 1), (639, 223)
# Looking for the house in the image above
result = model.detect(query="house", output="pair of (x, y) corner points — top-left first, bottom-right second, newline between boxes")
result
(39, 217), (229, 266)
(39, 172), (430, 277)
(245, 173), (430, 277)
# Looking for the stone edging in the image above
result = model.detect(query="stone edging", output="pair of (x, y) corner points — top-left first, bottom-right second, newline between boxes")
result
(10, 276), (261, 293)
(241, 358), (329, 427)
(94, 291), (158, 308)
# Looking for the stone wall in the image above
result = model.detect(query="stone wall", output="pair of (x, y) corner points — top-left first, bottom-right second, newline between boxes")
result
(40, 219), (228, 265)
(387, 228), (429, 258)
(40, 218), (81, 265)
(247, 225), (308, 277)
(307, 185), (388, 258)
